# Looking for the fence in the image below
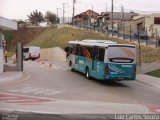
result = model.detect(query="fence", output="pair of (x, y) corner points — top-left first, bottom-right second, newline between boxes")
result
(61, 18), (160, 48)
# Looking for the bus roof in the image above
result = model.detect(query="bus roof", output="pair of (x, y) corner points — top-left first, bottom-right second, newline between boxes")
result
(23, 46), (40, 48)
(68, 39), (135, 48)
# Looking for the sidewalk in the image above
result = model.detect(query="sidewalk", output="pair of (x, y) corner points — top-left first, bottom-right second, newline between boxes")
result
(136, 74), (160, 89)
(135, 63), (160, 89)
(0, 60), (26, 84)
(0, 71), (23, 84)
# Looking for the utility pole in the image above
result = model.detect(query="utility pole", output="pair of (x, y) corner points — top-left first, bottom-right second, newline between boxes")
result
(121, 5), (124, 20)
(92, 6), (95, 31)
(111, 0), (114, 37)
(106, 3), (107, 12)
(56, 8), (61, 24)
(92, 6), (94, 17)
(138, 26), (141, 70)
(63, 3), (68, 24)
(57, 8), (61, 18)
(72, 0), (76, 25)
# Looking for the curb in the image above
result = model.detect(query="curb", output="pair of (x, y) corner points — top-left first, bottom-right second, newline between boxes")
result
(0, 100), (150, 114)
(136, 75), (160, 89)
(0, 71), (31, 84)
(136, 80), (160, 89)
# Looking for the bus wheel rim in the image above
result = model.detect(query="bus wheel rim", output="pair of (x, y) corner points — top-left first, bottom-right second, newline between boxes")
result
(87, 70), (89, 78)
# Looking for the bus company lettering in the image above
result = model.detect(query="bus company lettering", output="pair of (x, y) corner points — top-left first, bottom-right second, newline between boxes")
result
(121, 65), (132, 68)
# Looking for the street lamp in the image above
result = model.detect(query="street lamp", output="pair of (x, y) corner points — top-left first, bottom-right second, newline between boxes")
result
(138, 27), (142, 72)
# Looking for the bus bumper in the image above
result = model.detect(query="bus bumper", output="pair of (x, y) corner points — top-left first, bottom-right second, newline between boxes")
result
(105, 75), (136, 81)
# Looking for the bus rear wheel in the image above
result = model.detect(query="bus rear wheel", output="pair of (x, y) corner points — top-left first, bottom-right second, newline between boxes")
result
(86, 67), (90, 79)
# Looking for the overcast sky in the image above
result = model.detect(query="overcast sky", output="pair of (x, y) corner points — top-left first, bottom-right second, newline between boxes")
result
(0, 0), (160, 20)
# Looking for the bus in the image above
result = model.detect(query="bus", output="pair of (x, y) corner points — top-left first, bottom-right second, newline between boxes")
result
(65, 40), (136, 81)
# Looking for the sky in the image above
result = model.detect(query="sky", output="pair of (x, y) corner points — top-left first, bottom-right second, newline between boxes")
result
(0, 0), (160, 20)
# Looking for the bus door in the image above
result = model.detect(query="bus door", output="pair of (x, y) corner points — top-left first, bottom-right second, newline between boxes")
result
(75, 44), (80, 68)
(92, 46), (98, 71)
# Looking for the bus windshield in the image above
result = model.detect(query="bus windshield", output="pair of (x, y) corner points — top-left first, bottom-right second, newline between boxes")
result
(23, 48), (29, 53)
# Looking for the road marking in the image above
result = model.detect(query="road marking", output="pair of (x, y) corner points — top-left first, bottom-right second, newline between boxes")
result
(156, 109), (160, 112)
(0, 92), (58, 105)
(10, 87), (64, 96)
(148, 105), (160, 113)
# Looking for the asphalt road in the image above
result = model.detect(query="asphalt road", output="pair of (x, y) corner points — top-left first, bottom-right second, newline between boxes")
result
(0, 61), (160, 116)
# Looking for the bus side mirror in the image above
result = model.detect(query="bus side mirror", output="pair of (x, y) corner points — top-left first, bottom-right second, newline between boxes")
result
(64, 47), (69, 52)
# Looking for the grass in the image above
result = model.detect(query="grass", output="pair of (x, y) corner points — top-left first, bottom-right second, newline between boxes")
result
(146, 69), (160, 78)
(28, 26), (107, 49)
(28, 26), (160, 63)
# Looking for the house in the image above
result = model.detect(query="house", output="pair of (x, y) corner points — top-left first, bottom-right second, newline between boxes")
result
(73, 10), (99, 24)
(99, 12), (139, 31)
(131, 15), (145, 33)
(101, 12), (139, 21)
(130, 13), (160, 37)
(145, 13), (160, 37)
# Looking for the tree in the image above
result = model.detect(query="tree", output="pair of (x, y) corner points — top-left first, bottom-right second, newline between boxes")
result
(28, 10), (44, 26)
(45, 11), (57, 25)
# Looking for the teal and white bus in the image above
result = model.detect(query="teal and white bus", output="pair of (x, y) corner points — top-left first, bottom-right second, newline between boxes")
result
(65, 40), (136, 81)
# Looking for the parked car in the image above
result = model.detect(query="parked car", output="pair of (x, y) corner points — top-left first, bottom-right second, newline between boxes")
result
(23, 46), (40, 60)
(134, 31), (148, 39)
(106, 27), (118, 33)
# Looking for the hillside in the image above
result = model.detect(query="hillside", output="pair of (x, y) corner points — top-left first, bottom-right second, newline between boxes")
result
(28, 26), (160, 63)
(28, 26), (107, 48)
(5, 26), (46, 50)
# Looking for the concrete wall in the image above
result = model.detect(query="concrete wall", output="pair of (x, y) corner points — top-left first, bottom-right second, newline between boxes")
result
(145, 17), (154, 37)
(0, 49), (3, 73)
(40, 47), (66, 61)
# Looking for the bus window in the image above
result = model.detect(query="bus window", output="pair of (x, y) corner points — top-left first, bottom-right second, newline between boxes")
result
(72, 45), (76, 55)
(93, 46), (99, 60)
(76, 44), (80, 55)
(80, 46), (93, 59)
(80, 46), (84, 57)
(98, 48), (105, 61)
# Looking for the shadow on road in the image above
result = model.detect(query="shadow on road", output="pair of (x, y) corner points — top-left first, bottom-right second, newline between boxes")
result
(91, 78), (130, 88)
(72, 70), (130, 88)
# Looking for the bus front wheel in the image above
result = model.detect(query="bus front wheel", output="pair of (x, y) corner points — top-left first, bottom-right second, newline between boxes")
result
(86, 67), (90, 79)
(69, 61), (74, 71)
